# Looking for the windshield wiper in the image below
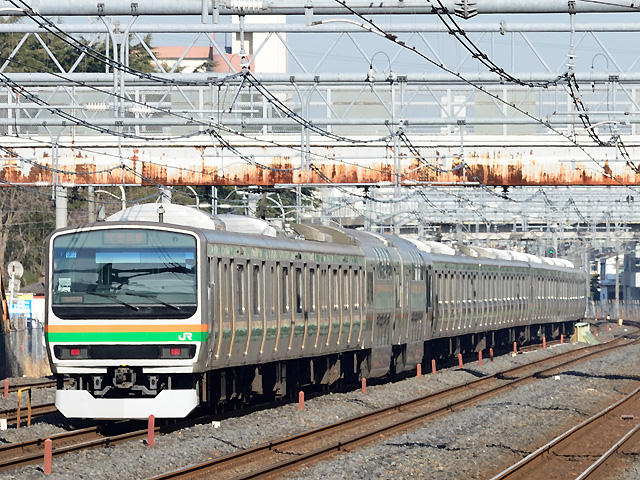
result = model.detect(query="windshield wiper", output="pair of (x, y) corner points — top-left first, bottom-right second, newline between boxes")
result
(122, 291), (182, 311)
(86, 291), (140, 311)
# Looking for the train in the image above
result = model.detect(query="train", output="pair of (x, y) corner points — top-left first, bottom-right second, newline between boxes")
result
(45, 203), (587, 419)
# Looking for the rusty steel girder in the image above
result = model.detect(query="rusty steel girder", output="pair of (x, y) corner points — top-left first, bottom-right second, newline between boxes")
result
(1, 141), (638, 186)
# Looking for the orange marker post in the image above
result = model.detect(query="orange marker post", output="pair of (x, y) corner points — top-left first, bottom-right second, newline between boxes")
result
(361, 378), (367, 394)
(489, 348), (494, 362)
(560, 334), (564, 344)
(298, 391), (304, 410)
(417, 364), (422, 378)
(147, 414), (155, 447)
(458, 353), (463, 369)
(478, 351), (483, 367)
(542, 336), (546, 349)
(513, 342), (518, 354)
(16, 389), (21, 429)
(431, 359), (437, 375)
(43, 438), (52, 475)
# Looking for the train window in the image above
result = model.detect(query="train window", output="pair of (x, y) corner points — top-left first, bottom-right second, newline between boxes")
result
(281, 266), (290, 313)
(308, 268), (316, 312)
(343, 269), (350, 310)
(270, 265), (275, 314)
(366, 270), (374, 305)
(295, 267), (303, 313)
(236, 263), (246, 314)
(223, 262), (229, 314)
(333, 269), (339, 311)
(354, 269), (360, 311)
(321, 269), (328, 312)
(252, 265), (261, 315)
(395, 266), (401, 309)
(472, 273), (477, 298)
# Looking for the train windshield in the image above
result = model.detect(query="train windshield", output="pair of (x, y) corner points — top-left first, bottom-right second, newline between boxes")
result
(51, 229), (197, 319)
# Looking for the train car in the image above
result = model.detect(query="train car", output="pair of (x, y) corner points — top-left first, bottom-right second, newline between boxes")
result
(45, 204), (586, 419)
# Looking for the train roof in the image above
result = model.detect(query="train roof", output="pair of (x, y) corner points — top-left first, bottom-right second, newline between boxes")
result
(103, 204), (577, 271)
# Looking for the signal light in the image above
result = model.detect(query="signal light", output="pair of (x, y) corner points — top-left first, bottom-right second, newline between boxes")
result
(70, 348), (81, 356)
(170, 348), (181, 356)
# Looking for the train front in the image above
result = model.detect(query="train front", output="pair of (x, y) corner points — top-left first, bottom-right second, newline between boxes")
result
(46, 223), (205, 419)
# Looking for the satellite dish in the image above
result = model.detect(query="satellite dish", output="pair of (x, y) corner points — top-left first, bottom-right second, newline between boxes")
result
(7, 261), (23, 279)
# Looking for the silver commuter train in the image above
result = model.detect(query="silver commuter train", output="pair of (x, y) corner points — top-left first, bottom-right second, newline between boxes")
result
(46, 204), (586, 419)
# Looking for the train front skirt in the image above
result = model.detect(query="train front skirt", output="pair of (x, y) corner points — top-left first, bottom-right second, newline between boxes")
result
(55, 388), (199, 419)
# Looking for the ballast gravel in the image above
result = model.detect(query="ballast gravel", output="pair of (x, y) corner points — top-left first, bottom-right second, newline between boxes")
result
(3, 330), (640, 479)
(0, 378), (56, 413)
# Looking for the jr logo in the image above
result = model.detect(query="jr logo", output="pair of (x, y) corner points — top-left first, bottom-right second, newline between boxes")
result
(178, 332), (193, 341)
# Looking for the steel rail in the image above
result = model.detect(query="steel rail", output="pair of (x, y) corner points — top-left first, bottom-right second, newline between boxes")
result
(490, 386), (640, 480)
(575, 421), (640, 480)
(0, 403), (57, 426)
(0, 421), (169, 472)
(7, 380), (56, 393)
(151, 334), (640, 480)
(0, 425), (101, 471)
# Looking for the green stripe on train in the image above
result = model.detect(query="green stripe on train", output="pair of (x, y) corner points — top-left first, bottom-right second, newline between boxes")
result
(47, 332), (207, 343)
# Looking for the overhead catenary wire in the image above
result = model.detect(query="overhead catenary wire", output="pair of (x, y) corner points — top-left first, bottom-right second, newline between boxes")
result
(428, 0), (565, 89)
(5, 0), (247, 88)
(332, 0), (640, 194)
(0, 55), (402, 176)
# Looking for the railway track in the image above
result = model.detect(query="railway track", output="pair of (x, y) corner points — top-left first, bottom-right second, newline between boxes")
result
(0, 402), (58, 426)
(490, 385), (640, 480)
(6, 380), (57, 393)
(150, 334), (640, 480)
(0, 421), (150, 472)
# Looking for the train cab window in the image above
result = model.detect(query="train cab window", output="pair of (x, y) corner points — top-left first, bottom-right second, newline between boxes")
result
(252, 264), (261, 315)
(236, 263), (246, 314)
(281, 266), (290, 313)
(366, 270), (374, 305)
(295, 267), (303, 313)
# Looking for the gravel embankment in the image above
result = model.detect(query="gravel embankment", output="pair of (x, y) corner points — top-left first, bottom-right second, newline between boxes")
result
(2, 332), (640, 479)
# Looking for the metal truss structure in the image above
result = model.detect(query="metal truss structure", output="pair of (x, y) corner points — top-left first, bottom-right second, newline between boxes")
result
(2, 0), (640, 254)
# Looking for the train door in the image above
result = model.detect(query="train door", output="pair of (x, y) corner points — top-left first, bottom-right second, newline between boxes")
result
(367, 265), (376, 345)
(319, 267), (329, 350)
(425, 265), (433, 340)
(206, 257), (217, 363)
(373, 248), (391, 347)
(306, 265), (317, 350)
(290, 264), (304, 352)
(232, 260), (249, 361)
(248, 261), (265, 360)
(215, 258), (232, 360)
(403, 263), (410, 341)
(337, 267), (346, 346)
(355, 267), (364, 344)
(263, 262), (276, 356)
(288, 263), (299, 353)
(276, 263), (291, 355)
